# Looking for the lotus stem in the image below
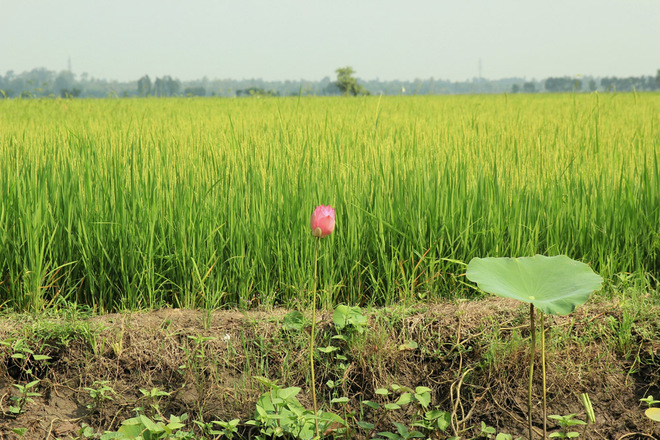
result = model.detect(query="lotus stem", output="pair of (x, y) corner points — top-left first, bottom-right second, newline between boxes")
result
(310, 237), (320, 438)
(541, 311), (547, 439)
(529, 303), (536, 440)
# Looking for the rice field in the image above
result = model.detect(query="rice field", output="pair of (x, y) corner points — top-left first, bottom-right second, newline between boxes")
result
(0, 93), (658, 311)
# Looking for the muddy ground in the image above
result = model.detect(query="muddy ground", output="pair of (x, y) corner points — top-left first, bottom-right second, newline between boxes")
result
(0, 296), (658, 439)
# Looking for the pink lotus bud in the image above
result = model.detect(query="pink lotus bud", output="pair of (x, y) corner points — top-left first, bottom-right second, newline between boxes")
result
(310, 205), (335, 238)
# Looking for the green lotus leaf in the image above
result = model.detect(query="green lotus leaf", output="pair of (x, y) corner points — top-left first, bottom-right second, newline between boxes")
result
(466, 255), (603, 315)
(646, 408), (660, 422)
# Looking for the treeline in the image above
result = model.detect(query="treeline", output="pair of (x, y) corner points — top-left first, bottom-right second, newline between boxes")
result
(532, 74), (660, 93)
(1, 67), (659, 99)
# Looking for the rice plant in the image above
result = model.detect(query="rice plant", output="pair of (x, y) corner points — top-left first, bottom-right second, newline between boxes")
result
(0, 93), (658, 311)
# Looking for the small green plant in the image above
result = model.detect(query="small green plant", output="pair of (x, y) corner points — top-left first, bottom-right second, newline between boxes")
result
(209, 419), (241, 439)
(1, 337), (52, 379)
(11, 427), (28, 439)
(282, 310), (306, 331)
(76, 424), (98, 439)
(641, 395), (660, 434)
(247, 376), (344, 440)
(411, 409), (451, 435)
(640, 395), (660, 408)
(8, 379), (41, 415)
(377, 422), (425, 440)
(548, 413), (587, 438)
(474, 422), (521, 440)
(479, 421), (497, 438)
(137, 387), (170, 416)
(84, 380), (115, 410)
(100, 413), (192, 439)
(333, 305), (368, 335)
(364, 384), (450, 439)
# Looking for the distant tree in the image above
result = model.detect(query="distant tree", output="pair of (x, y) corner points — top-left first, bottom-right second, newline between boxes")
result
(184, 86), (206, 97)
(601, 78), (615, 92)
(656, 69), (660, 90)
(511, 84), (520, 93)
(164, 76), (180, 96)
(322, 81), (341, 95)
(154, 77), (165, 96)
(523, 82), (536, 93)
(235, 87), (279, 97)
(152, 75), (180, 97)
(60, 88), (81, 98)
(601, 76), (647, 92)
(137, 75), (152, 96)
(55, 71), (75, 96)
(545, 77), (580, 93)
(335, 67), (370, 96)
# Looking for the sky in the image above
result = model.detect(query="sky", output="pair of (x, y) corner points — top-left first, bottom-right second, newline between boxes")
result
(2, 0), (659, 83)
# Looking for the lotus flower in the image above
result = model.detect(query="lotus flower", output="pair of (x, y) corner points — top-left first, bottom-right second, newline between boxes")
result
(310, 205), (335, 238)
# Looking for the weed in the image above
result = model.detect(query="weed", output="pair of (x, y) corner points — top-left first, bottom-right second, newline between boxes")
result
(548, 413), (587, 438)
(8, 379), (41, 415)
(136, 387), (170, 416)
(84, 380), (115, 411)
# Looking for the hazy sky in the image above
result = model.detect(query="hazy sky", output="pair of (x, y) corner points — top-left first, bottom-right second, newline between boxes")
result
(2, 0), (659, 82)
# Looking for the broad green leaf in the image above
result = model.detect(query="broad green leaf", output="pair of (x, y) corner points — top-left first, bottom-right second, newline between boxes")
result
(253, 376), (279, 390)
(278, 387), (301, 400)
(319, 411), (345, 426)
(414, 390), (431, 408)
(116, 420), (146, 438)
(333, 305), (367, 332)
(358, 421), (375, 430)
(646, 408), (660, 422)
(398, 341), (418, 351)
(394, 422), (409, 435)
(25, 380), (40, 389)
(282, 311), (305, 331)
(466, 255), (603, 315)
(391, 384), (413, 393)
(139, 415), (162, 432)
(395, 392), (413, 406)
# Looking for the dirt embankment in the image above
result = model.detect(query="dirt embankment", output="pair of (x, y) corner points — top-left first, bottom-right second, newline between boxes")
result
(0, 296), (658, 439)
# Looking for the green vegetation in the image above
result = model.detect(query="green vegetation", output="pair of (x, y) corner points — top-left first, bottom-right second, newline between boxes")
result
(0, 94), (659, 311)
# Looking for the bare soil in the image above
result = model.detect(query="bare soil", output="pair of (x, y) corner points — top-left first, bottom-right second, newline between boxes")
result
(0, 296), (658, 439)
